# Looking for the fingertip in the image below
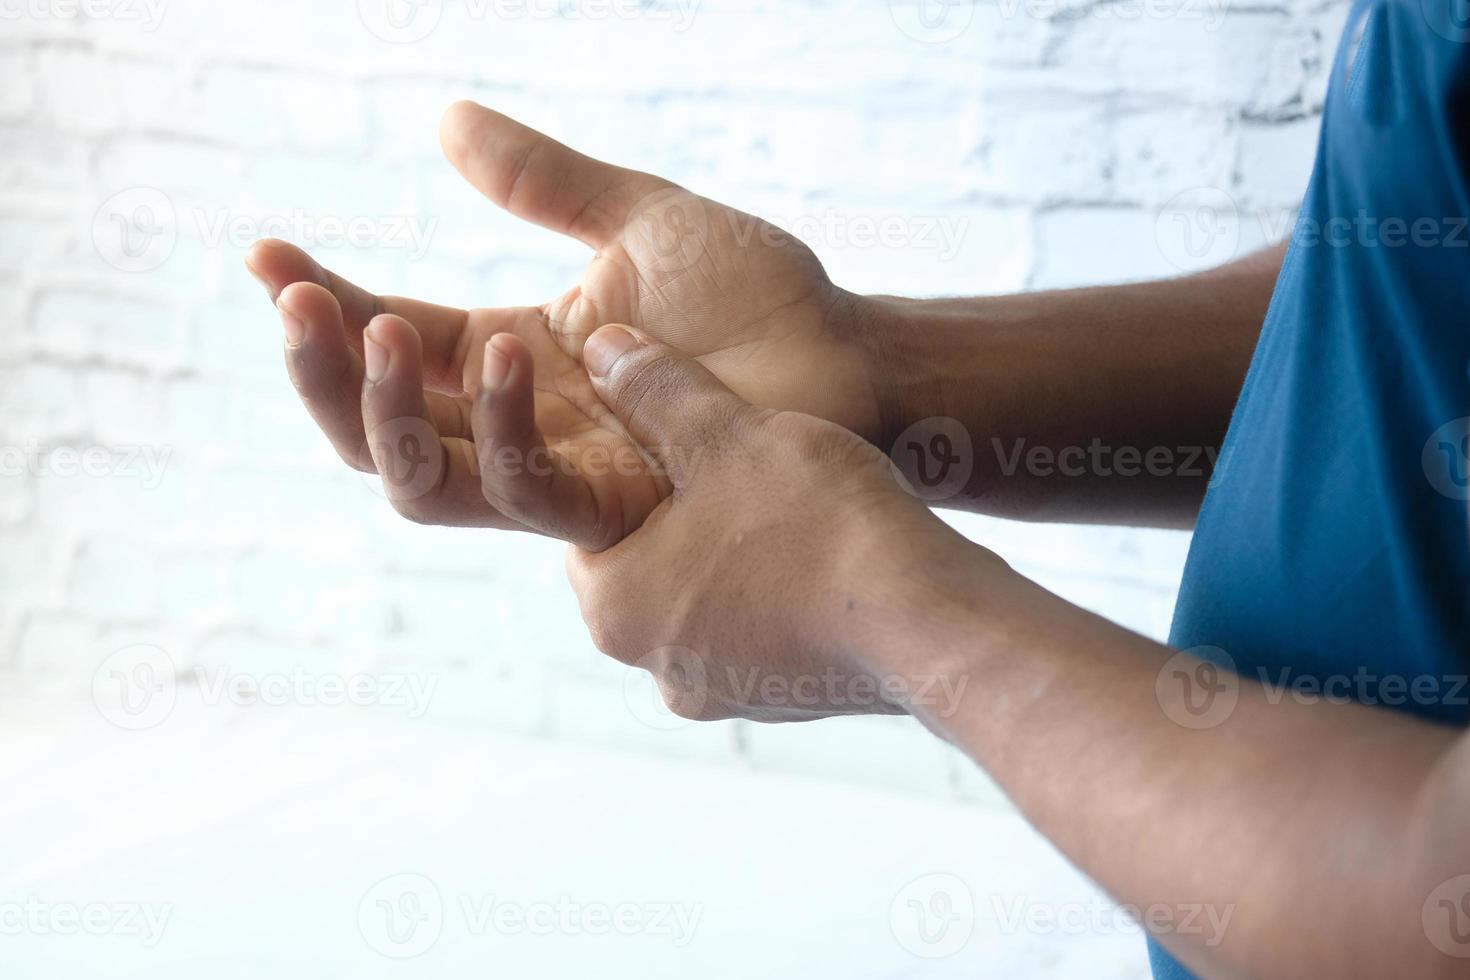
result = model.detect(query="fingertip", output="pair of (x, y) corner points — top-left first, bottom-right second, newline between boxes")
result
(275, 280), (320, 318)
(365, 313), (422, 354)
(440, 99), (490, 163)
(246, 237), (290, 263)
(363, 331), (389, 384)
(362, 315), (412, 385)
(245, 237), (309, 280)
(583, 323), (645, 379)
(487, 330), (526, 357)
(482, 338), (511, 393)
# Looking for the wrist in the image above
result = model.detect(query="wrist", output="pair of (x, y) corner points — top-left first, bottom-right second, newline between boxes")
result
(841, 293), (946, 452)
(831, 506), (1020, 718)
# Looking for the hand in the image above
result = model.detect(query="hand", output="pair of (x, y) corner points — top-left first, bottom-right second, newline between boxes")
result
(561, 324), (1005, 723)
(246, 101), (882, 549)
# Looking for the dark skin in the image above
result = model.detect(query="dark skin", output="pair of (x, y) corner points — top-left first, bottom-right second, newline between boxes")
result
(251, 100), (1469, 979)
(565, 323), (1470, 980)
(249, 101), (1281, 551)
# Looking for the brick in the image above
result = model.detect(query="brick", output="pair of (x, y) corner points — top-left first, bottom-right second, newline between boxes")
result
(34, 45), (125, 133)
(12, 612), (100, 680)
(31, 287), (183, 366)
(0, 0), (1351, 811)
(0, 47), (37, 121)
(1111, 107), (1237, 207)
(965, 94), (1116, 204)
(70, 536), (160, 621)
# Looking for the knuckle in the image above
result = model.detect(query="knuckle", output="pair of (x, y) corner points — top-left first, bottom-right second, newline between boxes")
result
(584, 611), (622, 658)
(387, 496), (436, 526)
(612, 351), (677, 421)
(563, 547), (592, 593)
(659, 683), (723, 722)
(339, 445), (378, 474)
(661, 688), (704, 721)
(575, 588), (625, 657)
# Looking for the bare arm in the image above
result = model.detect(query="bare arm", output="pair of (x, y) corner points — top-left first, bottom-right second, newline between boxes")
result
(564, 325), (1469, 980)
(877, 560), (1468, 979)
(858, 244), (1286, 527)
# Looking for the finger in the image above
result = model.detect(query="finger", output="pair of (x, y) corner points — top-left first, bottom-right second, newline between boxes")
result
(563, 506), (668, 658)
(278, 282), (373, 472)
(279, 283), (472, 469)
(245, 239), (470, 392)
(439, 100), (665, 250)
(471, 334), (604, 547)
(360, 314), (517, 528)
(582, 324), (752, 485)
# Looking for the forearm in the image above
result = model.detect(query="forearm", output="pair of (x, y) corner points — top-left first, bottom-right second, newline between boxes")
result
(854, 245), (1285, 528)
(860, 551), (1468, 979)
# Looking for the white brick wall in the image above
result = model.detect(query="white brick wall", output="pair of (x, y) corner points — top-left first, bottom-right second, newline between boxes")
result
(0, 0), (1347, 802)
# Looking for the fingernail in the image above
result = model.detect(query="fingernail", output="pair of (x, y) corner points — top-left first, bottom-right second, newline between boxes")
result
(482, 341), (509, 393)
(364, 332), (388, 383)
(279, 305), (305, 347)
(583, 325), (641, 378)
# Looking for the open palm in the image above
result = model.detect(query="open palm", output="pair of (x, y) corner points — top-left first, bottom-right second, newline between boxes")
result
(247, 102), (877, 550)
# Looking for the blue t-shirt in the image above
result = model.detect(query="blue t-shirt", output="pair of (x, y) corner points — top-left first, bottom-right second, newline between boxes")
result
(1153, 2), (1470, 976)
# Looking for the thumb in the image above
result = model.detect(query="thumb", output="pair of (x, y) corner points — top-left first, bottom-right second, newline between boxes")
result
(583, 324), (752, 485)
(439, 100), (666, 250)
